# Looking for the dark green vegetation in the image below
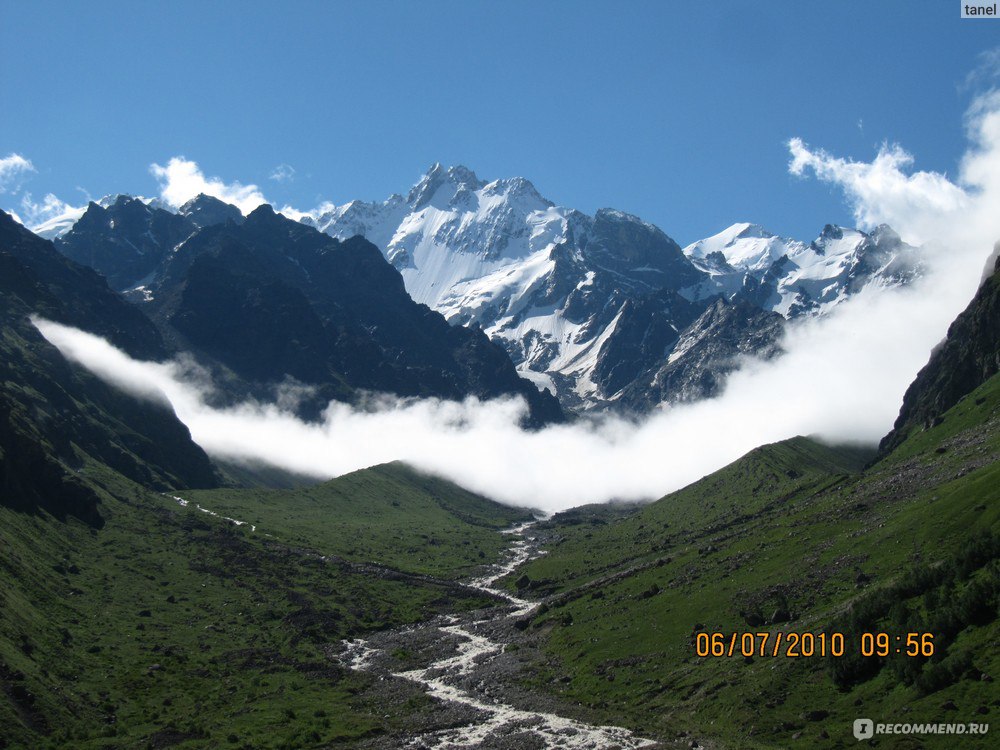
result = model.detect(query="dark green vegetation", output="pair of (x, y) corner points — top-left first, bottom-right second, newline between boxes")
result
(507, 261), (1000, 748)
(0, 463), (530, 750)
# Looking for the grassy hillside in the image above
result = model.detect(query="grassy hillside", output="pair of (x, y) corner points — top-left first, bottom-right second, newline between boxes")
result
(183, 463), (533, 580)
(0, 462), (530, 750)
(508, 374), (1000, 748)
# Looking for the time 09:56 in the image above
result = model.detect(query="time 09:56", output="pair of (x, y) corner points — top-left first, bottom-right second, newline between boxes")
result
(861, 632), (935, 657)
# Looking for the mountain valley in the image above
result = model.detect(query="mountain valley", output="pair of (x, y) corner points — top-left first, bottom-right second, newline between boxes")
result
(0, 174), (995, 749)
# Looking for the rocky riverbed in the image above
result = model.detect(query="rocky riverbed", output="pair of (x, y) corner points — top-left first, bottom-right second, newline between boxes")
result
(338, 523), (661, 749)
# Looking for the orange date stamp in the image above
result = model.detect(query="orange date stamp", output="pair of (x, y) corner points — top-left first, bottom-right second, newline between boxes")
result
(694, 631), (935, 658)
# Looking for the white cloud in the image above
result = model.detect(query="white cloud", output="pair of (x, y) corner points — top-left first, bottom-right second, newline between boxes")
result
(789, 86), (1000, 297)
(26, 245), (990, 514)
(269, 163), (296, 183)
(788, 139), (969, 245)
(0, 153), (36, 194)
(275, 200), (336, 223)
(0, 155), (85, 237)
(29, 90), (1000, 514)
(150, 157), (268, 215)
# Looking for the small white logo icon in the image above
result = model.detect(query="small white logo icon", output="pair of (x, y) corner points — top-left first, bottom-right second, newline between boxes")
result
(854, 718), (874, 740)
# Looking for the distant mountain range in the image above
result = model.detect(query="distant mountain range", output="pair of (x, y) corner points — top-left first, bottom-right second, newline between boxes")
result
(26, 164), (921, 415)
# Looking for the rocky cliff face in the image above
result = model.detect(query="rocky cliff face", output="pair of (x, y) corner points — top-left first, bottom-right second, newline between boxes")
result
(56, 195), (197, 292)
(151, 206), (563, 424)
(1, 210), (167, 360)
(615, 297), (786, 412)
(880, 246), (1000, 453)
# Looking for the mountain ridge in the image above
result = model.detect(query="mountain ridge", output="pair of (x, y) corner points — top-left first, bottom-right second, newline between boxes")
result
(35, 165), (922, 414)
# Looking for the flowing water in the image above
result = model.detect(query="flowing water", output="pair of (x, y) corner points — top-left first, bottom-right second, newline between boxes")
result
(341, 523), (658, 749)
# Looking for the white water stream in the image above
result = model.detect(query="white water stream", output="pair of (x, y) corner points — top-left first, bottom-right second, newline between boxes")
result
(166, 494), (257, 532)
(341, 522), (658, 749)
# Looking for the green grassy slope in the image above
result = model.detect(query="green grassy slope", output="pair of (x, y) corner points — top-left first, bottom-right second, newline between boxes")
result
(183, 463), (533, 580)
(0, 463), (530, 750)
(517, 436), (873, 593)
(509, 376), (1000, 749)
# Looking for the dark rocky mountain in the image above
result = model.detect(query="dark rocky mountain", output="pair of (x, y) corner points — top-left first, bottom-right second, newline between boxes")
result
(587, 288), (704, 399)
(55, 196), (196, 292)
(55, 193), (249, 296)
(48, 199), (564, 424)
(0, 210), (167, 360)
(144, 206), (564, 424)
(0, 211), (219, 524)
(584, 208), (704, 293)
(179, 192), (245, 229)
(880, 245), (1000, 453)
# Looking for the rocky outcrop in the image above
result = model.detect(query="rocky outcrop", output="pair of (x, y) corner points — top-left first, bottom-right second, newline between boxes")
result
(880, 246), (1000, 453)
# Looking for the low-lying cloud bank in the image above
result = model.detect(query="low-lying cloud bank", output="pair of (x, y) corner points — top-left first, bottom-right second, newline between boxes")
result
(30, 88), (1000, 513)
(32, 315), (882, 513)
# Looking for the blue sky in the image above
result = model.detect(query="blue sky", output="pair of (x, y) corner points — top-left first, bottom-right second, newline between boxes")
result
(1, 0), (997, 244)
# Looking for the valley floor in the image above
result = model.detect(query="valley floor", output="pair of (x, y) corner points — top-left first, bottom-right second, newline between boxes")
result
(339, 522), (661, 749)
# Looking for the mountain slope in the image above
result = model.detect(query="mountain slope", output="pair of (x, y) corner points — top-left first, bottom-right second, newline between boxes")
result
(50, 201), (564, 424)
(0, 211), (218, 526)
(148, 205), (563, 423)
(0, 211), (166, 360)
(55, 196), (197, 292)
(507, 386), (999, 748)
(615, 296), (785, 410)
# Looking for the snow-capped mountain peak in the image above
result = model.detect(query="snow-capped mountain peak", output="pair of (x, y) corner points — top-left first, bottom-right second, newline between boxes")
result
(407, 163), (486, 210)
(684, 222), (795, 273)
(294, 166), (922, 410)
(30, 205), (88, 240)
(178, 193), (244, 228)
